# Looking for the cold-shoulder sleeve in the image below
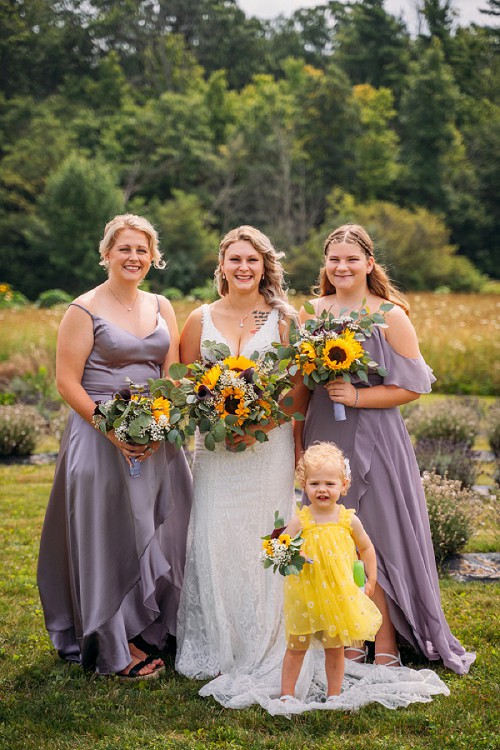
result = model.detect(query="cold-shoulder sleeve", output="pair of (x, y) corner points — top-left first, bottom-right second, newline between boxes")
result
(381, 338), (435, 394)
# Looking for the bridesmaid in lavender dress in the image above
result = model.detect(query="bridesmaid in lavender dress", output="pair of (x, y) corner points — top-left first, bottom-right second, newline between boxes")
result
(37, 214), (192, 679)
(296, 224), (475, 675)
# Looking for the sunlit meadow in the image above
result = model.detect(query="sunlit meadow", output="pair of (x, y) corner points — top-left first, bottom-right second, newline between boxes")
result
(1, 293), (499, 395)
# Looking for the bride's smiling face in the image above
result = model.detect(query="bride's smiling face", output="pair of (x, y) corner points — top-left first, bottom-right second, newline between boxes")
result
(221, 240), (264, 294)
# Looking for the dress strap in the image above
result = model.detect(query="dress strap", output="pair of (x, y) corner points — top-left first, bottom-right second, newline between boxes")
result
(155, 294), (161, 312)
(70, 302), (93, 318)
(298, 505), (314, 530)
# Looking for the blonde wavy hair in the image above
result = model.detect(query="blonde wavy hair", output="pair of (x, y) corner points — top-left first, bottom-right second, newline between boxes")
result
(318, 224), (409, 315)
(99, 214), (165, 270)
(296, 442), (350, 493)
(214, 225), (296, 321)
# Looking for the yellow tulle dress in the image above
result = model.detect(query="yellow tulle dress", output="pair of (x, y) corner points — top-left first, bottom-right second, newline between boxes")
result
(284, 505), (382, 650)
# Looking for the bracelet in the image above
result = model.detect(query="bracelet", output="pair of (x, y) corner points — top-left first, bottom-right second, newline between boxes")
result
(353, 388), (359, 408)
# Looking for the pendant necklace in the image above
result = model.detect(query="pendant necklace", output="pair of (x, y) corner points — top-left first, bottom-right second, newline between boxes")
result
(108, 284), (139, 312)
(229, 301), (256, 328)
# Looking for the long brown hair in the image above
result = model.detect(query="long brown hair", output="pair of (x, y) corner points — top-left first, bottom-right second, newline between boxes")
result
(215, 225), (296, 320)
(318, 224), (410, 315)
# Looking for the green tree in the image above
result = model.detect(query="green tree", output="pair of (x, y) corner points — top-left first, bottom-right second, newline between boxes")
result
(146, 190), (219, 293)
(0, 0), (93, 98)
(352, 84), (400, 200)
(28, 153), (124, 296)
(399, 38), (459, 211)
(332, 0), (410, 99)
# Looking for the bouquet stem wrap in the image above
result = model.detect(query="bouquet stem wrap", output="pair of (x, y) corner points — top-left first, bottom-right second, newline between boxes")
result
(129, 455), (141, 478)
(333, 402), (347, 421)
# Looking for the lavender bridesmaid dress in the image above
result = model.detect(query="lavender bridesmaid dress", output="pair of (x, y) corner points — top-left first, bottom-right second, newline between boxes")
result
(37, 301), (193, 674)
(303, 327), (475, 675)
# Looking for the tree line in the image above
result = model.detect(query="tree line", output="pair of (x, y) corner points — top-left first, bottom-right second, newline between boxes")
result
(1, 0), (499, 299)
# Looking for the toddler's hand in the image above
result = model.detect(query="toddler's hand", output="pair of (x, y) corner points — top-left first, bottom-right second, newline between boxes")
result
(364, 578), (375, 598)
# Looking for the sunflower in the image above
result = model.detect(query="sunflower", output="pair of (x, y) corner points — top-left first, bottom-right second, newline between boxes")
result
(262, 539), (274, 556)
(223, 355), (256, 372)
(151, 396), (171, 422)
(257, 398), (272, 416)
(278, 533), (291, 547)
(296, 341), (317, 376)
(198, 364), (221, 391)
(215, 385), (250, 425)
(322, 331), (364, 371)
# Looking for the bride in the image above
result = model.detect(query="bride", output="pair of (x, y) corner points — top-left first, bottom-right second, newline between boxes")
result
(175, 226), (298, 682)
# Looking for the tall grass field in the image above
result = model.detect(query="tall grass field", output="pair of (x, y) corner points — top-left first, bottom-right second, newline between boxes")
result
(0, 293), (499, 395)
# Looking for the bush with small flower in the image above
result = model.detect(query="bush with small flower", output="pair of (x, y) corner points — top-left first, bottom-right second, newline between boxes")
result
(422, 471), (480, 567)
(0, 404), (46, 456)
(260, 510), (307, 576)
(403, 397), (481, 448)
(0, 283), (28, 309)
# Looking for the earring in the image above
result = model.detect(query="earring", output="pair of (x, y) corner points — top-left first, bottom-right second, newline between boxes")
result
(222, 273), (226, 280)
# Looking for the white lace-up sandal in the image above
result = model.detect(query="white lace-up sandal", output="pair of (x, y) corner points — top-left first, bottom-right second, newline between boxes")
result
(344, 645), (368, 663)
(374, 651), (402, 667)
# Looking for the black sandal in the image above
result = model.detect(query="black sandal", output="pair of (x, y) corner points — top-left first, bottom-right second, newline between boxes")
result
(117, 656), (164, 681)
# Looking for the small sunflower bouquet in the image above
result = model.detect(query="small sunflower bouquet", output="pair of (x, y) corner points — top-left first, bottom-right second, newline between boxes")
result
(92, 378), (184, 477)
(278, 300), (393, 421)
(260, 511), (308, 576)
(171, 341), (297, 452)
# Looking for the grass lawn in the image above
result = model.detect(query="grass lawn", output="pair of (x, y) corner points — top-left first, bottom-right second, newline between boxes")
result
(0, 464), (498, 750)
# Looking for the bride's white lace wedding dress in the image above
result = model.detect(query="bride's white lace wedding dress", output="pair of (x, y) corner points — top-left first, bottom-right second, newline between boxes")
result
(175, 304), (296, 679)
(175, 304), (451, 715)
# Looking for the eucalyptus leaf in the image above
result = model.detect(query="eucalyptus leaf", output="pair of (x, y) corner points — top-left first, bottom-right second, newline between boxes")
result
(303, 300), (315, 315)
(169, 362), (189, 380)
(212, 421), (227, 441)
(199, 418), (211, 432)
(204, 432), (216, 451)
(254, 430), (268, 443)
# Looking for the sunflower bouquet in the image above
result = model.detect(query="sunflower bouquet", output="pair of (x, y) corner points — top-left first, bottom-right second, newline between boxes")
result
(278, 300), (393, 421)
(171, 341), (297, 452)
(92, 379), (184, 476)
(260, 511), (308, 576)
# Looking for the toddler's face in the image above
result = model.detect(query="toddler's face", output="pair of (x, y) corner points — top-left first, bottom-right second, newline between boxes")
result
(304, 465), (346, 511)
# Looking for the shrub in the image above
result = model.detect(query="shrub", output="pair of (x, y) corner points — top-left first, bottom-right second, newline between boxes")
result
(0, 392), (16, 405)
(47, 404), (70, 442)
(36, 289), (73, 308)
(0, 405), (46, 456)
(403, 398), (481, 447)
(188, 279), (217, 302)
(161, 287), (184, 301)
(486, 401), (500, 457)
(422, 471), (479, 566)
(415, 438), (477, 488)
(9, 366), (61, 415)
(0, 283), (28, 309)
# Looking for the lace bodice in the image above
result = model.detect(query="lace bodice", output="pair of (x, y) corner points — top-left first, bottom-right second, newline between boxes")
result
(200, 303), (281, 360)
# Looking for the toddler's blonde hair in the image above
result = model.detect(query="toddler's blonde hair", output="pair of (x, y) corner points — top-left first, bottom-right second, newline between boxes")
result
(296, 442), (350, 493)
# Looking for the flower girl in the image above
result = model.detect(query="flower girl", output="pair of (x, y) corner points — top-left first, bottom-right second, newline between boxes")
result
(280, 442), (382, 701)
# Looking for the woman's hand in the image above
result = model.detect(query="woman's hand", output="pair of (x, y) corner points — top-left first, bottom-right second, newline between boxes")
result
(324, 379), (358, 407)
(226, 422), (276, 451)
(105, 431), (160, 466)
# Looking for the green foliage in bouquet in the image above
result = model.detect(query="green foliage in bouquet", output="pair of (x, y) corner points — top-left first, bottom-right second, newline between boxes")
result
(260, 510), (307, 577)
